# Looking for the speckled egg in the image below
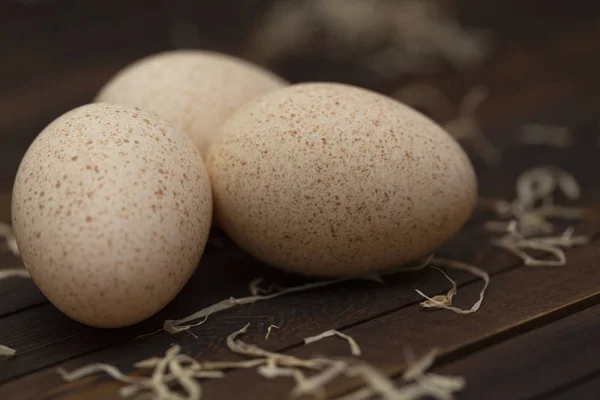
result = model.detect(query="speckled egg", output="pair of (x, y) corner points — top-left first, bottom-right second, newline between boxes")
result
(95, 50), (288, 158)
(11, 103), (212, 328)
(207, 82), (477, 277)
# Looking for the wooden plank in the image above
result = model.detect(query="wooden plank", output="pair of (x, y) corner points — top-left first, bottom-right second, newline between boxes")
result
(425, 304), (600, 400)
(0, 221), (506, 389)
(196, 222), (600, 400)
(545, 372), (600, 400)
(16, 215), (596, 400)
(0, 188), (491, 379)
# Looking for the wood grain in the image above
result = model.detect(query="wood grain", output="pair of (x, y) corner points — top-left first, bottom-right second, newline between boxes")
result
(428, 304), (600, 400)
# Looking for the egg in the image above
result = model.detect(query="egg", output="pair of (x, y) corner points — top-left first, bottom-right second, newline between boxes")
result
(95, 50), (288, 158)
(11, 103), (212, 328)
(207, 82), (477, 277)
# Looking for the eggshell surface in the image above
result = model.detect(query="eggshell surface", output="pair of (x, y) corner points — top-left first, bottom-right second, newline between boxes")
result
(12, 103), (212, 328)
(207, 82), (477, 277)
(95, 50), (288, 158)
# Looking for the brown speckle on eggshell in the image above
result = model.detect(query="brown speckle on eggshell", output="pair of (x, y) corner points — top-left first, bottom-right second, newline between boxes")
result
(207, 82), (477, 277)
(95, 50), (288, 158)
(12, 103), (212, 328)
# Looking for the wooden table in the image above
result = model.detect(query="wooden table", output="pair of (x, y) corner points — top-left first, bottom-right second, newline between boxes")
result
(0, 1), (599, 399)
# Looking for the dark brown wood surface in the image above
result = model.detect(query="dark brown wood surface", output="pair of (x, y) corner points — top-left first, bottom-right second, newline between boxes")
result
(193, 215), (599, 399)
(546, 373), (600, 400)
(431, 304), (600, 400)
(0, 1), (600, 399)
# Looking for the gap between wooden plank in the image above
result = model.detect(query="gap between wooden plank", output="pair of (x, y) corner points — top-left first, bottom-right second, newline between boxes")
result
(427, 304), (600, 400)
(430, 292), (600, 368)
(541, 370), (600, 400)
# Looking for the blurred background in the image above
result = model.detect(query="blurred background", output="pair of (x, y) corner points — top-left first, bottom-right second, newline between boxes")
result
(1, 0), (600, 192)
